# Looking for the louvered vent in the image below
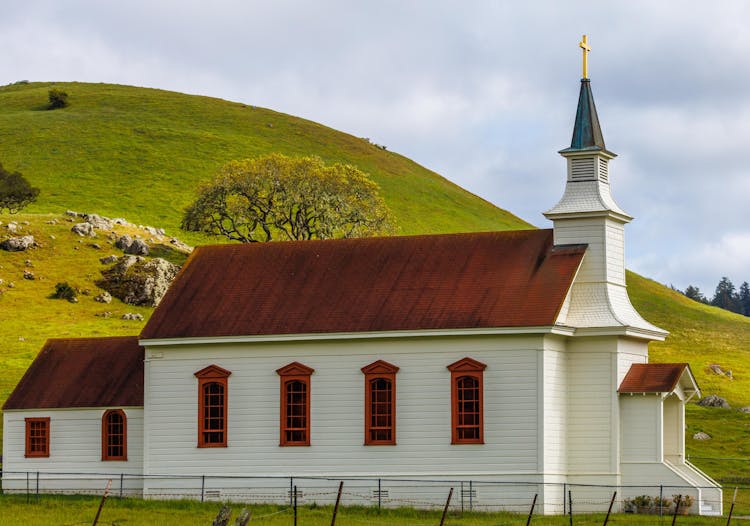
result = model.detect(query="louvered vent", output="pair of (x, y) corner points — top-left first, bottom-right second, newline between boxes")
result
(598, 158), (609, 183)
(569, 158), (595, 181)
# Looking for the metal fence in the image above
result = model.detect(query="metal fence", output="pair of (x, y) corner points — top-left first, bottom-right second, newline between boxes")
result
(1, 470), (740, 517)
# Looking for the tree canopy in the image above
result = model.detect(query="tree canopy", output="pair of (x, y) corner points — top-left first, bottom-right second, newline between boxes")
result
(0, 163), (40, 214)
(181, 154), (394, 242)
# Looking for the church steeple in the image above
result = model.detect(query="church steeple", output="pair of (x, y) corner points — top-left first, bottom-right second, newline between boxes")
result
(544, 35), (666, 339)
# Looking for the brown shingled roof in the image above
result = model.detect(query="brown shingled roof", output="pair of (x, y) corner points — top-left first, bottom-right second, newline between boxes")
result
(618, 363), (692, 393)
(3, 336), (143, 410)
(141, 229), (586, 340)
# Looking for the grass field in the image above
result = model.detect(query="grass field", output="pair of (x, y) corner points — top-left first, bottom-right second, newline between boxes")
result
(0, 494), (742, 525)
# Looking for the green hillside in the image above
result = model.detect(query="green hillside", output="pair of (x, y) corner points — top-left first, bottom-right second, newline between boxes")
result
(1, 82), (749, 488)
(0, 82), (528, 239)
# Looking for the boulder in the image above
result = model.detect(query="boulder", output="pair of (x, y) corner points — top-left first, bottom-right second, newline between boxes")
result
(115, 235), (133, 250)
(692, 432), (711, 440)
(94, 291), (112, 304)
(97, 256), (179, 307)
(739, 407), (750, 414)
(6, 221), (18, 233)
(0, 235), (35, 252)
(99, 255), (119, 265)
(697, 394), (730, 409)
(124, 238), (149, 256)
(23, 270), (35, 280)
(71, 222), (96, 237)
(122, 313), (144, 321)
(82, 213), (113, 230)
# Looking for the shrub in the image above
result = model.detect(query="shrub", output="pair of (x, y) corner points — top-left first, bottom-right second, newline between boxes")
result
(52, 282), (77, 302)
(48, 88), (69, 109)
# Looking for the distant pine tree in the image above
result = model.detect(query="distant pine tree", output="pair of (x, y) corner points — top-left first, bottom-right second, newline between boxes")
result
(739, 281), (750, 316)
(683, 285), (708, 304)
(711, 276), (742, 314)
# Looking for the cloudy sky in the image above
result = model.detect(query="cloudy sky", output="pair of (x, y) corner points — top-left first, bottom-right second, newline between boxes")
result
(2, 1), (749, 294)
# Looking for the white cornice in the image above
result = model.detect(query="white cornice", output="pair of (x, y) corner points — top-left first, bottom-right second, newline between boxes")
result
(139, 325), (579, 347)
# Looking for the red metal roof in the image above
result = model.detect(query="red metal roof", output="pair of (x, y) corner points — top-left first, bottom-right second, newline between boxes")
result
(618, 363), (691, 393)
(141, 229), (586, 340)
(3, 336), (143, 410)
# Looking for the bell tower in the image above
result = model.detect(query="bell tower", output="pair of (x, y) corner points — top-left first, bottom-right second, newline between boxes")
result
(544, 36), (665, 337)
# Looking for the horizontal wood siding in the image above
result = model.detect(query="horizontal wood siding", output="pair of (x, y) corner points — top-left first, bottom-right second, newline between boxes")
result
(566, 339), (616, 473)
(144, 335), (541, 478)
(2, 408), (144, 491)
(542, 337), (567, 474)
(620, 395), (660, 462)
(553, 218), (625, 286)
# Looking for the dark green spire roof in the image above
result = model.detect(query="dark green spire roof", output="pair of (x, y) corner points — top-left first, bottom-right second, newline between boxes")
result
(560, 79), (607, 153)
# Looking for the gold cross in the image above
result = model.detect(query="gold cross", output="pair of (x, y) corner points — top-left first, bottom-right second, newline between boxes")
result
(579, 35), (591, 79)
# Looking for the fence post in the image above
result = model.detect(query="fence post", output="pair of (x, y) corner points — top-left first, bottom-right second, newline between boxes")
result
(200, 474), (205, 503)
(460, 481), (464, 513)
(378, 478), (381, 510)
(563, 483), (566, 515)
(603, 491), (616, 526)
(290, 477), (294, 507)
(293, 485), (298, 526)
(526, 494), (538, 526)
(568, 490), (573, 526)
(36, 471), (39, 501)
(671, 495), (681, 526)
(659, 484), (664, 518)
(439, 488), (453, 526)
(330, 481), (344, 526)
(120, 473), (124, 499)
(727, 487), (738, 526)
(469, 480), (473, 512)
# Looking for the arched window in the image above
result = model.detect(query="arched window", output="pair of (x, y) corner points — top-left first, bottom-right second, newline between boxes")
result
(276, 362), (314, 446)
(447, 357), (486, 444)
(194, 365), (232, 448)
(361, 360), (399, 445)
(102, 409), (127, 461)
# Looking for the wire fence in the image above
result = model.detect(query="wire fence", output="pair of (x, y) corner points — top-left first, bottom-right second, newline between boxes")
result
(1, 470), (742, 517)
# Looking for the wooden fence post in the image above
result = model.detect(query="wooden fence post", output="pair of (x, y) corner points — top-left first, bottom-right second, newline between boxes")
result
(603, 491), (616, 526)
(727, 487), (738, 526)
(526, 493), (538, 526)
(568, 490), (573, 526)
(439, 487), (453, 526)
(91, 479), (112, 526)
(330, 481), (344, 526)
(293, 485), (298, 526)
(671, 495), (681, 526)
(234, 509), (251, 526)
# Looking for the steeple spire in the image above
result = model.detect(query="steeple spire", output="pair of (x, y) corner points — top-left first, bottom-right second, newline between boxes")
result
(563, 79), (606, 152)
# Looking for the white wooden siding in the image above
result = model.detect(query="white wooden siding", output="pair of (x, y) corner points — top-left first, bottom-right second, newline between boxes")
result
(620, 395), (660, 462)
(541, 336), (567, 474)
(552, 218), (625, 286)
(566, 338), (616, 473)
(143, 335), (542, 480)
(2, 408), (144, 492)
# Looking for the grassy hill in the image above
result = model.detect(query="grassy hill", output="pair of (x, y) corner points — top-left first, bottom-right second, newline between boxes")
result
(1, 82), (749, 486)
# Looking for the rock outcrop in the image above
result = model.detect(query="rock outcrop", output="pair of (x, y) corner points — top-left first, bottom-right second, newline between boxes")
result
(0, 235), (36, 252)
(97, 256), (179, 307)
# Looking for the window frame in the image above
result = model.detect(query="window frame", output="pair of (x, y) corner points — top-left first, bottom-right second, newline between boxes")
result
(25, 417), (50, 458)
(194, 364), (232, 448)
(361, 360), (399, 446)
(276, 362), (314, 447)
(447, 357), (486, 445)
(101, 409), (128, 461)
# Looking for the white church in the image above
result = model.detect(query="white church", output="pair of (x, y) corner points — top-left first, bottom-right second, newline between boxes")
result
(2, 51), (722, 514)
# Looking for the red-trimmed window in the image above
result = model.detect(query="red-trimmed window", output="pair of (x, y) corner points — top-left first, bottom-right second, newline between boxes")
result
(25, 417), (50, 458)
(195, 365), (232, 448)
(102, 409), (128, 461)
(447, 357), (486, 444)
(361, 360), (399, 445)
(276, 362), (314, 446)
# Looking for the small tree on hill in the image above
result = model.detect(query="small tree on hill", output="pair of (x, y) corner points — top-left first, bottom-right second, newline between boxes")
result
(683, 285), (708, 304)
(182, 153), (394, 242)
(739, 281), (750, 316)
(47, 88), (69, 109)
(0, 163), (40, 214)
(711, 276), (741, 314)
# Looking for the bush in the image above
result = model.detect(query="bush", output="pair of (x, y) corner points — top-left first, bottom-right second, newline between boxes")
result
(52, 282), (77, 302)
(48, 88), (68, 109)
